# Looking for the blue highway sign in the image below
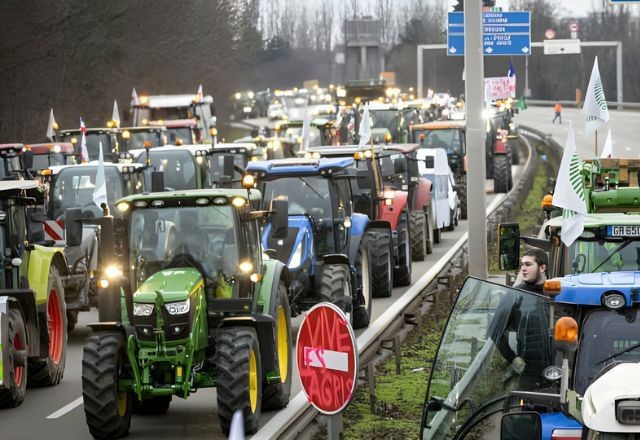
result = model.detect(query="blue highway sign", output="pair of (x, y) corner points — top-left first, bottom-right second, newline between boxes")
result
(447, 11), (531, 56)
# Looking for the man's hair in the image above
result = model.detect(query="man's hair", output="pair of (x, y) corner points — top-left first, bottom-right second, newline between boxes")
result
(522, 247), (548, 267)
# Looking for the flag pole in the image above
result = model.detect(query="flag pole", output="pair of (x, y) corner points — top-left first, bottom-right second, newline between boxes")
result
(369, 124), (383, 199)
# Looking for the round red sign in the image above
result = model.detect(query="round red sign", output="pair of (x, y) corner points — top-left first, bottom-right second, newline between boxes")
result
(296, 302), (358, 414)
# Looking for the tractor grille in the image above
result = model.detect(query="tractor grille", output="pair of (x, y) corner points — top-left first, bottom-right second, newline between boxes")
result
(134, 303), (193, 342)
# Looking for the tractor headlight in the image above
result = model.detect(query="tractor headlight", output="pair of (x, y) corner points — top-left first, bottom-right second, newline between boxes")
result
(104, 264), (123, 279)
(133, 303), (154, 317)
(165, 299), (190, 315)
(288, 241), (304, 269)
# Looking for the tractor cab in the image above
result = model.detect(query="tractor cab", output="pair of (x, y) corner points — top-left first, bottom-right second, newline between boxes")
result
(59, 127), (120, 162)
(25, 142), (76, 173)
(366, 102), (407, 144)
(276, 118), (337, 155)
(118, 126), (167, 151)
(210, 143), (260, 188)
(0, 143), (34, 180)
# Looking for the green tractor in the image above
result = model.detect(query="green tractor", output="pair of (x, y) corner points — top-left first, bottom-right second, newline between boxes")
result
(81, 188), (293, 438)
(0, 181), (69, 407)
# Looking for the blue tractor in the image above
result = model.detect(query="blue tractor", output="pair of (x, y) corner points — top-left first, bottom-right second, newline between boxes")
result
(245, 157), (373, 328)
(420, 272), (640, 440)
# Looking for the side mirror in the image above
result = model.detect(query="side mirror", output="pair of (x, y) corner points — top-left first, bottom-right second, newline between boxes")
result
(270, 199), (289, 239)
(23, 150), (34, 170)
(356, 170), (374, 190)
(498, 222), (521, 271)
(500, 412), (541, 440)
(394, 160), (407, 174)
(65, 208), (83, 247)
(222, 154), (235, 182)
(151, 170), (165, 192)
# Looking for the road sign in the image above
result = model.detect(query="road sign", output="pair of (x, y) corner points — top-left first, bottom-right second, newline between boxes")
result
(296, 302), (358, 415)
(447, 11), (531, 56)
(543, 39), (581, 55)
(569, 22), (579, 32)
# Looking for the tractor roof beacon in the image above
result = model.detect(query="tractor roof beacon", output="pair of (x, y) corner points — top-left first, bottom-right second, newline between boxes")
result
(81, 188), (293, 437)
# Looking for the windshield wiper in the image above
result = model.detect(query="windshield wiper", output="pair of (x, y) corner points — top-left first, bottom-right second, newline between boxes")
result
(591, 239), (633, 273)
(595, 341), (640, 365)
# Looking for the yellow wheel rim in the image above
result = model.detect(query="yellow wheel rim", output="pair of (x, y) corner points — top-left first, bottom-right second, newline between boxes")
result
(117, 391), (127, 417)
(249, 349), (258, 413)
(277, 306), (289, 383)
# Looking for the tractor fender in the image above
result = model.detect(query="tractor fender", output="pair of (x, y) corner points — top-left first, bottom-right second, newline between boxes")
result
(258, 259), (290, 317)
(366, 220), (392, 233)
(347, 213), (369, 264)
(322, 254), (350, 266)
(28, 245), (68, 307)
(219, 314), (278, 381)
(379, 190), (408, 230)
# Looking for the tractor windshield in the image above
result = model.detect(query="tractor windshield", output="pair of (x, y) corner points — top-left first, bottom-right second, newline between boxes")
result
(127, 131), (165, 149)
(135, 150), (197, 190)
(369, 109), (399, 139)
(60, 133), (115, 162)
(283, 127), (322, 148)
(421, 277), (552, 440)
(574, 308), (640, 395)
(413, 128), (463, 156)
(32, 152), (71, 171)
(166, 127), (194, 145)
(563, 236), (640, 274)
(129, 205), (238, 291)
(378, 153), (406, 190)
(137, 107), (191, 123)
(50, 167), (125, 219)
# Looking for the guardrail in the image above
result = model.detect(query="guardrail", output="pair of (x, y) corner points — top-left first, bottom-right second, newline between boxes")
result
(254, 133), (549, 440)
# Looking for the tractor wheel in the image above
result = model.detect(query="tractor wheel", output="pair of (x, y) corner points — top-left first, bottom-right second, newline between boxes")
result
(82, 331), (132, 439)
(217, 327), (262, 435)
(510, 143), (520, 165)
(458, 174), (468, 220)
(319, 264), (352, 315)
(394, 211), (412, 287)
(409, 211), (427, 261)
(132, 396), (171, 415)
(493, 154), (512, 194)
(425, 211), (433, 255)
(67, 310), (78, 332)
(28, 266), (67, 387)
(98, 285), (121, 322)
(0, 308), (27, 408)
(262, 280), (292, 410)
(352, 242), (372, 329)
(366, 229), (393, 298)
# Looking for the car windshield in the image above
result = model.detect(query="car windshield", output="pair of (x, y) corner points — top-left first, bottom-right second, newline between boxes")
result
(413, 128), (463, 155)
(166, 128), (194, 145)
(136, 150), (197, 190)
(51, 167), (125, 219)
(422, 278), (552, 440)
(128, 131), (164, 149)
(564, 236), (640, 274)
(129, 205), (237, 289)
(574, 308), (640, 395)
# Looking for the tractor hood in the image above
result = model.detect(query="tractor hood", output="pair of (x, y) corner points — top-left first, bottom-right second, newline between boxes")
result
(133, 268), (203, 303)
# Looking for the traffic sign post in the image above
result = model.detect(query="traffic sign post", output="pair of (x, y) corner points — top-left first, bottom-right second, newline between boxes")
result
(448, 11), (531, 56)
(296, 302), (358, 438)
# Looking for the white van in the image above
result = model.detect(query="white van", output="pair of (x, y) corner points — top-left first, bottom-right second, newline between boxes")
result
(416, 148), (460, 242)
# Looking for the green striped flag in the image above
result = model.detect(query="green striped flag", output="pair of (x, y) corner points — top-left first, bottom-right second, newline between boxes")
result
(582, 56), (609, 136)
(552, 123), (587, 246)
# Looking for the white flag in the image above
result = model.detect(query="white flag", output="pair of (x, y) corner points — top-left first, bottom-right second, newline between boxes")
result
(358, 103), (371, 148)
(80, 133), (90, 163)
(112, 100), (121, 127)
(130, 87), (139, 106)
(552, 122), (587, 247)
(300, 109), (311, 151)
(93, 142), (108, 209)
(196, 84), (203, 102)
(600, 129), (613, 159)
(46, 109), (57, 141)
(582, 57), (609, 136)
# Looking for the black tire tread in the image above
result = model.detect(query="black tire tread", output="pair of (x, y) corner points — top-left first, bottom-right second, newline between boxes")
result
(409, 211), (427, 261)
(0, 308), (27, 408)
(366, 230), (393, 298)
(493, 154), (512, 194)
(394, 212), (412, 287)
(458, 174), (468, 220)
(352, 242), (371, 329)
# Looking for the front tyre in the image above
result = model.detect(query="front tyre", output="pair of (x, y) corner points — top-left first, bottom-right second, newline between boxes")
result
(366, 229), (393, 298)
(352, 242), (372, 329)
(409, 210), (427, 261)
(319, 264), (352, 317)
(217, 327), (262, 435)
(82, 331), (132, 439)
(29, 265), (67, 387)
(394, 211), (412, 287)
(262, 281), (292, 410)
(0, 308), (27, 408)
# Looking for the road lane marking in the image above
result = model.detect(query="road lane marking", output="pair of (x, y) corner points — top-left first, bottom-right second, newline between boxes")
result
(46, 396), (83, 419)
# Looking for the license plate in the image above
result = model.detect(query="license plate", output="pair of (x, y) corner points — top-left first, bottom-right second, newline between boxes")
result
(243, 107), (252, 113)
(607, 225), (640, 237)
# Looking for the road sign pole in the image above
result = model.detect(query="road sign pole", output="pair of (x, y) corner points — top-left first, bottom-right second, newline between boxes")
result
(328, 413), (343, 440)
(464, 0), (488, 278)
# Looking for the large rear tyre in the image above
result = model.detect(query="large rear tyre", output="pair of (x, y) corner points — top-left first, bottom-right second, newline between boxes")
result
(426, 211), (433, 254)
(366, 229), (393, 298)
(0, 308), (27, 408)
(262, 281), (292, 410)
(409, 211), (427, 261)
(493, 154), (512, 194)
(82, 331), (132, 440)
(98, 285), (121, 322)
(132, 396), (171, 415)
(458, 174), (468, 220)
(29, 265), (67, 387)
(319, 264), (352, 314)
(394, 211), (412, 287)
(217, 327), (262, 435)
(352, 242), (372, 329)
